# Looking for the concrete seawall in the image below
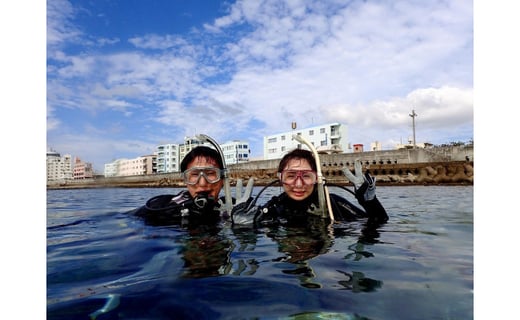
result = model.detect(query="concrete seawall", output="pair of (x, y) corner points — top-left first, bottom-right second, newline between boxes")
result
(47, 146), (474, 189)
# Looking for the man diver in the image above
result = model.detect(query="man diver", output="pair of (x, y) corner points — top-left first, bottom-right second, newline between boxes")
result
(131, 145), (252, 226)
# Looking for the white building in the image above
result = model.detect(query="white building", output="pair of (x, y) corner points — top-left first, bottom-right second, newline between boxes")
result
(46, 150), (73, 182)
(263, 122), (349, 160)
(116, 156), (155, 176)
(156, 143), (179, 173)
(104, 155), (155, 176)
(221, 140), (250, 165)
(102, 136), (250, 176)
(179, 137), (206, 164)
(104, 160), (121, 177)
(154, 138), (205, 174)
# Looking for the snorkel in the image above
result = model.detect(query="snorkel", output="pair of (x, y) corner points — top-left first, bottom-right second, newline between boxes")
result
(195, 134), (233, 214)
(292, 134), (334, 222)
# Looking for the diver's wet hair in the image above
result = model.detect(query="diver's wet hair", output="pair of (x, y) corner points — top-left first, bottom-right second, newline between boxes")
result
(181, 146), (224, 172)
(277, 148), (317, 173)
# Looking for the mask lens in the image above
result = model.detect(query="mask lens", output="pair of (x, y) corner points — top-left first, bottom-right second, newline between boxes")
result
(202, 168), (219, 182)
(281, 170), (317, 185)
(183, 167), (222, 185)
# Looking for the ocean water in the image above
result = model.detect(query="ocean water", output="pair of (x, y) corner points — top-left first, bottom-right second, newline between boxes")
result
(47, 185), (473, 319)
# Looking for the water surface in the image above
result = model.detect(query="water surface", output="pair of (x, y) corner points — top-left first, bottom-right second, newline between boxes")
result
(47, 186), (473, 319)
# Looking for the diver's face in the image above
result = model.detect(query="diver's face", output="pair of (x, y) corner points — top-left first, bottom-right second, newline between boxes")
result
(184, 156), (223, 200)
(280, 158), (315, 201)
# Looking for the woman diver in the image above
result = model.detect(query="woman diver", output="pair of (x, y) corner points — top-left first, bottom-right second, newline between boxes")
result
(232, 147), (388, 228)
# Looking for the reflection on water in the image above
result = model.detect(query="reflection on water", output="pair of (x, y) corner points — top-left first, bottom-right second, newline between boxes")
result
(47, 186), (473, 320)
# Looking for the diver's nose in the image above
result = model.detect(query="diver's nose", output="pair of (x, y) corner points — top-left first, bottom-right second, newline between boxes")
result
(197, 174), (209, 186)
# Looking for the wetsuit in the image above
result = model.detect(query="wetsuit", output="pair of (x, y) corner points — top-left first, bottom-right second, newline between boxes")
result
(245, 186), (388, 228)
(130, 190), (224, 226)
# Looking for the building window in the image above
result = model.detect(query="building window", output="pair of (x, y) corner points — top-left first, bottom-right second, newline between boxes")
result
(320, 128), (325, 133)
(309, 130), (314, 135)
(268, 137), (277, 143)
(281, 135), (285, 141)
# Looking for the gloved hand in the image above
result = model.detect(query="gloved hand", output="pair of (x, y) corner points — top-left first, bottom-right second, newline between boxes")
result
(218, 177), (255, 217)
(231, 201), (260, 225)
(235, 177), (255, 205)
(342, 160), (377, 202)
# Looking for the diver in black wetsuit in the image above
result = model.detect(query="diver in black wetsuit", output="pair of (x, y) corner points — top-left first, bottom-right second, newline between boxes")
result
(231, 148), (388, 228)
(130, 144), (253, 227)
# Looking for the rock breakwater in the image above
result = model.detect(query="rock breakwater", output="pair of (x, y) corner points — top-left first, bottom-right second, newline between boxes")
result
(47, 161), (473, 189)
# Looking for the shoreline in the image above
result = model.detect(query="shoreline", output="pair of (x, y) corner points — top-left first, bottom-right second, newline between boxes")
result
(47, 182), (473, 190)
(48, 160), (473, 190)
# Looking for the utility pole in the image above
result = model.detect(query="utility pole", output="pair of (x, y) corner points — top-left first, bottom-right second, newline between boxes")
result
(409, 109), (417, 148)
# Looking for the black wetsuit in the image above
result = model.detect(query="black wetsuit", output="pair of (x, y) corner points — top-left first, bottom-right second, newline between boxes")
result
(253, 187), (388, 227)
(130, 190), (224, 226)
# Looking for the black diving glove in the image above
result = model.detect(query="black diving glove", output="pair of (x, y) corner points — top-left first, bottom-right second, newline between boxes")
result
(342, 159), (377, 202)
(230, 199), (260, 225)
(218, 177), (255, 216)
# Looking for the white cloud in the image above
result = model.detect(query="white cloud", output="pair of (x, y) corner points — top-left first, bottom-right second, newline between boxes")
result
(47, 0), (82, 46)
(128, 34), (190, 50)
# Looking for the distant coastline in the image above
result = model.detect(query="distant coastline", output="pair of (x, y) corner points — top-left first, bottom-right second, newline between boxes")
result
(47, 160), (473, 190)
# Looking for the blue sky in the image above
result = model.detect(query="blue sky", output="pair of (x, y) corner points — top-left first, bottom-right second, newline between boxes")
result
(46, 0), (474, 172)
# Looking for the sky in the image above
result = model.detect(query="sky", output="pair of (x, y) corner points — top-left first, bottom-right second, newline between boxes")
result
(45, 0), (474, 173)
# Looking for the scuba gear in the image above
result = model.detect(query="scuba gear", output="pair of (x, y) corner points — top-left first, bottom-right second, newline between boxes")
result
(231, 180), (278, 225)
(132, 134), (256, 227)
(193, 192), (217, 212)
(230, 177), (387, 227)
(195, 134), (233, 214)
(342, 160), (377, 202)
(223, 177), (255, 222)
(194, 134), (255, 216)
(292, 134), (333, 221)
(183, 166), (223, 185)
(279, 170), (317, 185)
(132, 190), (221, 226)
(254, 189), (364, 227)
(142, 193), (191, 216)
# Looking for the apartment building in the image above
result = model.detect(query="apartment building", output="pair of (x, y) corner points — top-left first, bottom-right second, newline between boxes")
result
(104, 161), (120, 177)
(108, 155), (155, 177)
(46, 150), (73, 182)
(73, 157), (94, 179)
(263, 122), (349, 160)
(222, 140), (250, 165)
(156, 143), (179, 174)
(178, 137), (205, 167)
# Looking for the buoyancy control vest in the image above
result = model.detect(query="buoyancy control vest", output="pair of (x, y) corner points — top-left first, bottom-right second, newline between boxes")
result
(256, 189), (369, 226)
(132, 190), (222, 226)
